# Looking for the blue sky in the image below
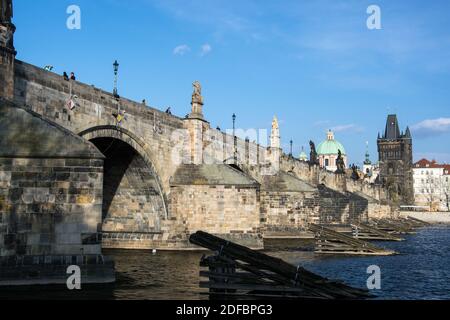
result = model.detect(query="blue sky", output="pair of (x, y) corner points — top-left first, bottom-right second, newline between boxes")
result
(13, 0), (450, 165)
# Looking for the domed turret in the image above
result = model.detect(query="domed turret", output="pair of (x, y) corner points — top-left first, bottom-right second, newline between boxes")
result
(317, 130), (346, 156)
(317, 130), (347, 171)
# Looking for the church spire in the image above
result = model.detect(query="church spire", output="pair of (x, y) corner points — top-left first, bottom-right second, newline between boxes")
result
(364, 141), (371, 165)
(404, 126), (412, 139)
(270, 116), (280, 149)
(384, 114), (401, 140)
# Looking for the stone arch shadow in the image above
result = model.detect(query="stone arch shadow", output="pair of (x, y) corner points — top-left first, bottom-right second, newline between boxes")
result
(78, 125), (169, 223)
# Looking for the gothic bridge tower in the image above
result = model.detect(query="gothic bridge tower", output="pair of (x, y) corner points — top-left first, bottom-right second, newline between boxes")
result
(377, 114), (414, 205)
(0, 0), (16, 100)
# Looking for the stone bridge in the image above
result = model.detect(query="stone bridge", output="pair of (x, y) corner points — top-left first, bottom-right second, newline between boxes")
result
(0, 58), (391, 253)
(1, 7), (392, 256)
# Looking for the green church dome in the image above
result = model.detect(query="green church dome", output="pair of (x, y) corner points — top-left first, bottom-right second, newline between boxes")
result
(317, 131), (346, 155)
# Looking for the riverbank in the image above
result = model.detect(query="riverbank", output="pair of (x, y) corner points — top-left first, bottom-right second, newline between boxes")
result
(401, 212), (450, 224)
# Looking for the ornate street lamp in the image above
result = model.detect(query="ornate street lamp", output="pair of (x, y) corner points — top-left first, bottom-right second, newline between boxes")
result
(113, 60), (119, 97)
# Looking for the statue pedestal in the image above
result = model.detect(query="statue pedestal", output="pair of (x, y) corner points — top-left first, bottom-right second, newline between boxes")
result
(189, 101), (204, 121)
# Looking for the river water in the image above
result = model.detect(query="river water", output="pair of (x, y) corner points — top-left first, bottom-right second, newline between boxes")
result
(1, 225), (449, 300)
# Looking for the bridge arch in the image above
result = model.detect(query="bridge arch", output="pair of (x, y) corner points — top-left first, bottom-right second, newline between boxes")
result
(78, 126), (169, 229)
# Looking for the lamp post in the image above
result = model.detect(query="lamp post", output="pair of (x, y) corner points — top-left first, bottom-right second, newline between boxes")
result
(290, 139), (293, 157)
(232, 113), (236, 137)
(232, 113), (237, 162)
(113, 60), (119, 97)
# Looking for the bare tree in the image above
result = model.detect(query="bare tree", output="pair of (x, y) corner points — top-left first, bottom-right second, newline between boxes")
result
(440, 177), (450, 212)
(423, 177), (438, 212)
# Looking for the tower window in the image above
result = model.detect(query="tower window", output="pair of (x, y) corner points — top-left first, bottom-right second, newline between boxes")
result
(388, 164), (395, 175)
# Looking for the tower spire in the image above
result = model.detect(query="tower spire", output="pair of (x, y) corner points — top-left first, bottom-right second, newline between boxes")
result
(364, 141), (371, 165)
(404, 126), (412, 139)
(384, 114), (400, 140)
(270, 116), (280, 149)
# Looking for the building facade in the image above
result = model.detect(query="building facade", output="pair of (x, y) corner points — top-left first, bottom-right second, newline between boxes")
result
(377, 115), (414, 205)
(362, 142), (380, 184)
(413, 159), (450, 212)
(317, 130), (347, 172)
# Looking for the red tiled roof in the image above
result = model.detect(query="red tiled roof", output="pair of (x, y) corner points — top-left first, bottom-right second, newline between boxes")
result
(443, 165), (450, 175)
(414, 158), (440, 168)
(414, 159), (450, 171)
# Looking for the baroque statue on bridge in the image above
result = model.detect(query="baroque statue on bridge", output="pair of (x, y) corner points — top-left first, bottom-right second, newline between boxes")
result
(189, 80), (204, 120)
(351, 164), (360, 181)
(309, 140), (319, 166)
(192, 81), (203, 104)
(335, 149), (346, 174)
(0, 0), (13, 23)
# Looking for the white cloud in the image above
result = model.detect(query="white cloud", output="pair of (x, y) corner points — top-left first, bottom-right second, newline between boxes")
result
(330, 124), (363, 133)
(313, 120), (331, 127)
(412, 118), (450, 133)
(173, 44), (191, 56)
(200, 43), (212, 56)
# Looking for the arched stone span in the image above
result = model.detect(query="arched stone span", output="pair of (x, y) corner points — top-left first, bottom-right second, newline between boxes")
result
(78, 125), (169, 222)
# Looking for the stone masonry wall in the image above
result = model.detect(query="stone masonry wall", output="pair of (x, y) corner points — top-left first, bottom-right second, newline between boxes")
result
(169, 185), (261, 235)
(92, 138), (166, 235)
(101, 153), (164, 234)
(0, 157), (103, 256)
(280, 155), (387, 201)
(317, 185), (369, 224)
(260, 191), (321, 230)
(12, 60), (387, 203)
(13, 60), (183, 196)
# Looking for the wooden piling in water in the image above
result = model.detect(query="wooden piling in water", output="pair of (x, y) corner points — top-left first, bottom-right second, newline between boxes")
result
(350, 223), (405, 242)
(370, 219), (417, 235)
(309, 224), (397, 256)
(405, 216), (430, 227)
(189, 231), (373, 300)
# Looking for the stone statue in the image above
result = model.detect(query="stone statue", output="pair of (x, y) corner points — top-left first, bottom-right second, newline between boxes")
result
(193, 80), (201, 96)
(335, 149), (346, 174)
(189, 80), (204, 119)
(351, 164), (360, 180)
(191, 80), (203, 105)
(309, 140), (319, 165)
(0, 0), (13, 23)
